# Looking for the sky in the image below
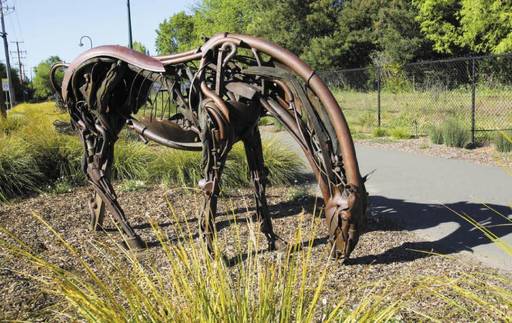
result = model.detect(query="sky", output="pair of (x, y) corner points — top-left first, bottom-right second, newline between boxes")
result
(2, 0), (196, 80)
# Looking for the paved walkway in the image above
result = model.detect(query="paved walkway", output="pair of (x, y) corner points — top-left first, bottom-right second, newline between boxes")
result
(264, 130), (512, 271)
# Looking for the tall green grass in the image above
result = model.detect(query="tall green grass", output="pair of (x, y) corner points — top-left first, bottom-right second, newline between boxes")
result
(442, 119), (470, 148)
(428, 124), (444, 144)
(0, 103), (304, 202)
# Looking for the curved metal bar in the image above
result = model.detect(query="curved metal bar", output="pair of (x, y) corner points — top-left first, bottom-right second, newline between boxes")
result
(127, 119), (202, 151)
(200, 81), (230, 122)
(209, 33), (363, 190)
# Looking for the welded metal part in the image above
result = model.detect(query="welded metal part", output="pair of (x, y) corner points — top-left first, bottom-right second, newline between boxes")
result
(51, 32), (368, 260)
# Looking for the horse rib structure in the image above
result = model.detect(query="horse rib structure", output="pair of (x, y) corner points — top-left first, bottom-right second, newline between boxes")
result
(51, 33), (368, 261)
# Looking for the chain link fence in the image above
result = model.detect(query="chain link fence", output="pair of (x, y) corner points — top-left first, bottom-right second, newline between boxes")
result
(319, 53), (512, 143)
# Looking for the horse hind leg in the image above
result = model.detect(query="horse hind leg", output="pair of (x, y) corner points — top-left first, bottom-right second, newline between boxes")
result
(242, 127), (285, 251)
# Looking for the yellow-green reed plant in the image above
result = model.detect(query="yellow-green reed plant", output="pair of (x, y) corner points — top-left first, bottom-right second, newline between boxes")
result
(416, 204), (512, 321)
(0, 200), (407, 322)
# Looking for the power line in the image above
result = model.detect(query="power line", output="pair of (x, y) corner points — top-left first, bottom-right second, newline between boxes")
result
(0, 0), (16, 107)
(10, 40), (25, 82)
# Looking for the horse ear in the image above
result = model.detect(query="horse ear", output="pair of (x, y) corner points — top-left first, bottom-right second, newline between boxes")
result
(362, 169), (376, 183)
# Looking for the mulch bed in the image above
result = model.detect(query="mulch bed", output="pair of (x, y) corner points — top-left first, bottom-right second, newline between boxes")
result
(1, 183), (508, 321)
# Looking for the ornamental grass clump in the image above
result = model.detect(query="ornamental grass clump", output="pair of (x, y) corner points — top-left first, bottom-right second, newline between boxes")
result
(428, 124), (444, 144)
(494, 131), (512, 153)
(0, 208), (405, 322)
(1, 203), (511, 321)
(0, 102), (304, 202)
(442, 119), (470, 148)
(0, 136), (43, 201)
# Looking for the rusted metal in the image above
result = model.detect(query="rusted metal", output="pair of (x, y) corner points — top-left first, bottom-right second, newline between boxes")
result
(51, 32), (368, 261)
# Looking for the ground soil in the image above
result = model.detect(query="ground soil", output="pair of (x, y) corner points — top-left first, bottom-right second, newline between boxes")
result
(1, 183), (509, 321)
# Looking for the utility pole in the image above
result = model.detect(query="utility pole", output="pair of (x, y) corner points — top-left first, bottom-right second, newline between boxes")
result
(127, 0), (133, 49)
(10, 40), (26, 82)
(0, 0), (15, 107)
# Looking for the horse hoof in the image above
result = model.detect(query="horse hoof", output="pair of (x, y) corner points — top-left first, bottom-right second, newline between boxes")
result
(123, 236), (146, 250)
(269, 238), (287, 251)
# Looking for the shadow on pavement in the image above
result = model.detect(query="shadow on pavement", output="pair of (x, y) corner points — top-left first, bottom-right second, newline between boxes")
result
(351, 195), (512, 265)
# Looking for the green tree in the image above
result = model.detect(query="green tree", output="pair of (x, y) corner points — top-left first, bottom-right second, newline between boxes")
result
(193, 0), (254, 42)
(32, 56), (63, 100)
(155, 11), (195, 54)
(0, 63), (25, 103)
(246, 0), (310, 55)
(132, 41), (148, 54)
(414, 0), (512, 55)
(414, 0), (463, 54)
(458, 0), (512, 54)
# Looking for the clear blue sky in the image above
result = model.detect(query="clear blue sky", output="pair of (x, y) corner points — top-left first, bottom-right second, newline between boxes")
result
(3, 0), (196, 79)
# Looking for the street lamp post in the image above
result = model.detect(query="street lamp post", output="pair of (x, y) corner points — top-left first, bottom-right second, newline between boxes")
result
(127, 0), (133, 49)
(79, 35), (93, 49)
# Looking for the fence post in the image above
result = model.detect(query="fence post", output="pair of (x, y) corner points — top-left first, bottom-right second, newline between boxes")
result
(377, 66), (381, 128)
(471, 58), (476, 145)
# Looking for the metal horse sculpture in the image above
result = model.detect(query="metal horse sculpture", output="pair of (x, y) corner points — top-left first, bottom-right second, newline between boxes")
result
(51, 33), (368, 261)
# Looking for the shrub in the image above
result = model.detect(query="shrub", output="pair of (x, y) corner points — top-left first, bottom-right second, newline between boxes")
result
(372, 127), (387, 137)
(258, 116), (284, 131)
(428, 125), (444, 144)
(0, 115), (25, 135)
(0, 136), (43, 201)
(494, 131), (512, 153)
(0, 102), (304, 201)
(357, 111), (375, 129)
(442, 119), (470, 148)
(389, 127), (410, 139)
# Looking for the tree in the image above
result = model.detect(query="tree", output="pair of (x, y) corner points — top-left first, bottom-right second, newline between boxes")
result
(155, 11), (195, 55)
(0, 63), (24, 104)
(414, 0), (462, 54)
(414, 0), (512, 55)
(32, 56), (63, 100)
(193, 0), (254, 43)
(132, 41), (148, 54)
(246, 0), (310, 55)
(375, 0), (436, 64)
(458, 0), (512, 54)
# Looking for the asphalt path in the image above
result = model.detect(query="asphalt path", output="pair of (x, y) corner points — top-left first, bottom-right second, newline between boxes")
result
(264, 130), (512, 271)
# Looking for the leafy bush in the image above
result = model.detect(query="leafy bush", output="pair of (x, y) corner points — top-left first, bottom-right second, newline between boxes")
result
(442, 119), (470, 148)
(494, 131), (512, 152)
(389, 127), (410, 139)
(372, 127), (387, 137)
(428, 125), (444, 144)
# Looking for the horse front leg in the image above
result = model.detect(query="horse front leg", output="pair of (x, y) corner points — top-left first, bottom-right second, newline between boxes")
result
(242, 127), (285, 251)
(78, 115), (144, 249)
(198, 126), (228, 254)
